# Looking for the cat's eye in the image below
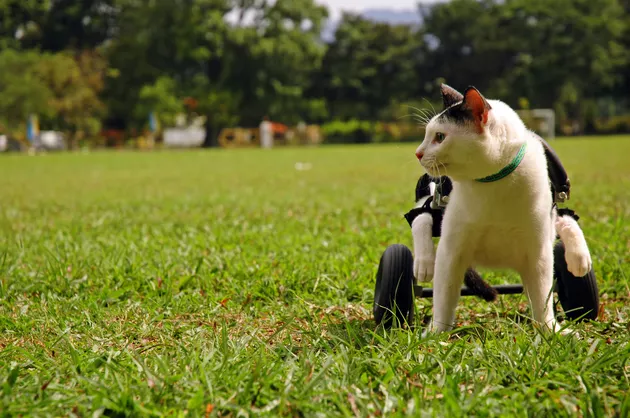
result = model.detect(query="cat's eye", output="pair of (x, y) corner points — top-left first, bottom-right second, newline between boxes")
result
(434, 132), (446, 143)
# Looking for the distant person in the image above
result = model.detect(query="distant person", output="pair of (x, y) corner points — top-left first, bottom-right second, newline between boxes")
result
(297, 121), (306, 143)
(260, 116), (273, 149)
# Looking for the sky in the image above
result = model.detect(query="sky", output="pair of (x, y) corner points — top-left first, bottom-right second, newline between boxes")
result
(316, 0), (422, 20)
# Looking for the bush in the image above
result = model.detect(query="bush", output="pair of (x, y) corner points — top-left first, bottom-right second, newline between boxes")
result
(321, 120), (424, 144)
(594, 115), (630, 135)
(373, 122), (424, 143)
(321, 119), (374, 144)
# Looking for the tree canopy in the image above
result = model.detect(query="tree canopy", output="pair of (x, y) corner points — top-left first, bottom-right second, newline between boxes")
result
(0, 0), (629, 145)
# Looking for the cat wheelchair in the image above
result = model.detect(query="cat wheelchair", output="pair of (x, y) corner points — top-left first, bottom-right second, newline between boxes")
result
(373, 137), (600, 328)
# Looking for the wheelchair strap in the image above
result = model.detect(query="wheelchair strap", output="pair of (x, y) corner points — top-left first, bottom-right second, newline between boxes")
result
(404, 196), (444, 237)
(537, 134), (571, 203)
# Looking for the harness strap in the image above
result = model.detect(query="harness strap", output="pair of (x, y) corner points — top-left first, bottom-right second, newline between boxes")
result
(404, 196), (444, 237)
(537, 134), (571, 203)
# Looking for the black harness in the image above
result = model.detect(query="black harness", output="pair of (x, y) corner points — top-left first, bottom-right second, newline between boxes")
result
(539, 134), (571, 204)
(404, 136), (578, 237)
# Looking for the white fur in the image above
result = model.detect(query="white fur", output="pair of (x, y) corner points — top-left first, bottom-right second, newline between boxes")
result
(412, 96), (592, 334)
(411, 201), (435, 282)
(555, 215), (592, 276)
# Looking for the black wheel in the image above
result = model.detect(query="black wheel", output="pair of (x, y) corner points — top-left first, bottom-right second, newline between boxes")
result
(373, 244), (415, 328)
(554, 241), (599, 321)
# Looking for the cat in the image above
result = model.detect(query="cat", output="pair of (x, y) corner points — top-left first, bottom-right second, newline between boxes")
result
(411, 84), (592, 333)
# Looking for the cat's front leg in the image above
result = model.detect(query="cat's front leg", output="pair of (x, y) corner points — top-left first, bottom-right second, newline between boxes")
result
(411, 213), (435, 281)
(555, 214), (592, 277)
(429, 232), (469, 333)
(520, 241), (557, 331)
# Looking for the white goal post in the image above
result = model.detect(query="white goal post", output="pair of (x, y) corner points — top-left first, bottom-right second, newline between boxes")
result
(516, 109), (556, 140)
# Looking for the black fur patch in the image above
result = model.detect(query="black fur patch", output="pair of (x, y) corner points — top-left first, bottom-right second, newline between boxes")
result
(438, 176), (453, 196)
(438, 102), (475, 125)
(414, 174), (453, 202)
(437, 86), (491, 126)
(414, 173), (434, 202)
(441, 84), (464, 108)
(558, 208), (580, 222)
(407, 175), (454, 237)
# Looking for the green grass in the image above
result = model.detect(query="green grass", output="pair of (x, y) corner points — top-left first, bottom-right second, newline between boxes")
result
(1, 136), (629, 417)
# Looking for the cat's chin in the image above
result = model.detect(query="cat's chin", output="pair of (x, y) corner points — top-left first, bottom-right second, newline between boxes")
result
(422, 164), (449, 178)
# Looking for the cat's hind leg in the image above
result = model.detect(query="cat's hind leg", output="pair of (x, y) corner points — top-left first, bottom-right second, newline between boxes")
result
(555, 212), (592, 277)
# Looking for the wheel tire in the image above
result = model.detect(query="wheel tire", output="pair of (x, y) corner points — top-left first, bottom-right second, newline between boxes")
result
(373, 244), (415, 328)
(554, 241), (599, 321)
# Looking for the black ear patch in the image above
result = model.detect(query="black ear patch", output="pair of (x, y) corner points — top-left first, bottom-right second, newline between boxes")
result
(438, 84), (492, 128)
(441, 84), (464, 109)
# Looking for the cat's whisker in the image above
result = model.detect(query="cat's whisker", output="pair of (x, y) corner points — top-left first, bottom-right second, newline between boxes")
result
(404, 112), (426, 120)
(438, 161), (448, 177)
(407, 105), (434, 122)
(411, 112), (427, 121)
(422, 98), (437, 118)
(422, 108), (436, 120)
(402, 114), (430, 129)
(406, 105), (428, 115)
(425, 160), (438, 181)
(416, 110), (433, 122)
(431, 160), (442, 181)
(416, 112), (432, 124)
(398, 106), (434, 126)
(412, 115), (430, 127)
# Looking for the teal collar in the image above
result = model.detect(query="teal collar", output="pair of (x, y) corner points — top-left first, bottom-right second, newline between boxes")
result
(475, 142), (528, 183)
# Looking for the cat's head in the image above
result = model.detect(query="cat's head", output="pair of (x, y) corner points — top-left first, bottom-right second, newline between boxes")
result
(415, 84), (524, 181)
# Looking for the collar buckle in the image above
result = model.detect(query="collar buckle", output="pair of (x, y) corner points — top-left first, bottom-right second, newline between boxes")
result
(430, 183), (449, 209)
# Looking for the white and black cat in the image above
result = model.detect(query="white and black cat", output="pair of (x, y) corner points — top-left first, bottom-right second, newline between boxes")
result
(411, 84), (592, 333)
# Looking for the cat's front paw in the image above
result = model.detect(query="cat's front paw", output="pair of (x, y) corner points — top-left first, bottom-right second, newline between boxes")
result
(413, 255), (434, 282)
(565, 246), (592, 277)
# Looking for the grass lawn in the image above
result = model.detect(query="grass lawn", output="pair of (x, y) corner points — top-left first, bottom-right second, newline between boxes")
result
(1, 135), (629, 416)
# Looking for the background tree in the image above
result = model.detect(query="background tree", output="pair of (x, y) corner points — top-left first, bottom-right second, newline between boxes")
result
(1, 0), (630, 143)
(419, 0), (506, 96)
(0, 49), (52, 139)
(103, 0), (328, 146)
(36, 51), (106, 145)
(495, 0), (627, 133)
(0, 0), (48, 50)
(419, 0), (629, 134)
(315, 14), (424, 121)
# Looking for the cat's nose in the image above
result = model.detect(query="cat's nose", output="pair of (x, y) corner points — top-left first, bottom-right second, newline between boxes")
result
(416, 151), (424, 161)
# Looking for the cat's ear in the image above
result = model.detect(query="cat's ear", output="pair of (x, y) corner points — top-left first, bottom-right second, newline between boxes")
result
(440, 84), (463, 108)
(462, 86), (491, 130)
